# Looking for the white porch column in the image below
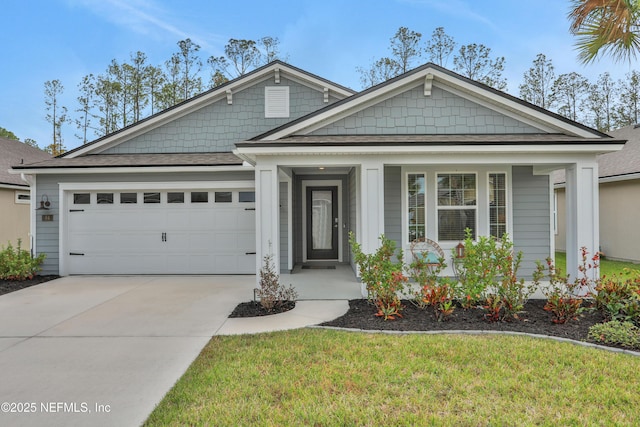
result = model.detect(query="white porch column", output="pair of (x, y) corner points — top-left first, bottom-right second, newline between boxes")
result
(564, 161), (599, 286)
(255, 163), (280, 279)
(359, 161), (385, 254)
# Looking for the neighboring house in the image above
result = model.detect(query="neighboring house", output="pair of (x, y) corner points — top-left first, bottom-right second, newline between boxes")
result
(11, 61), (623, 283)
(0, 137), (51, 249)
(555, 125), (640, 263)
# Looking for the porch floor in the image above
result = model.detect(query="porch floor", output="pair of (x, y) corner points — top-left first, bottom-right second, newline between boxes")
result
(283, 265), (362, 300)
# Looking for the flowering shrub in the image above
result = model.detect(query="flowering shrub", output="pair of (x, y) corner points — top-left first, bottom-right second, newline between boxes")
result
(349, 232), (407, 320)
(533, 247), (597, 324)
(0, 240), (46, 281)
(408, 253), (456, 321)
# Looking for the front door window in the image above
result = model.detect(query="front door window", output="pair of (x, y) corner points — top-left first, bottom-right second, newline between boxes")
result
(307, 186), (338, 259)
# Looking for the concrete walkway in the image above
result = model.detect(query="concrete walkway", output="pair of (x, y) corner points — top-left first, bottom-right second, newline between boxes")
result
(0, 276), (349, 427)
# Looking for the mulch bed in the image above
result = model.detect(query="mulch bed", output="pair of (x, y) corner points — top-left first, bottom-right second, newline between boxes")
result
(229, 300), (296, 317)
(0, 275), (59, 296)
(320, 299), (627, 349)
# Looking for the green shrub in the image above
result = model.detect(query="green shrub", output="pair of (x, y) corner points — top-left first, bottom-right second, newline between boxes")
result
(456, 230), (530, 320)
(533, 247), (597, 324)
(408, 254), (456, 321)
(591, 270), (640, 325)
(349, 232), (407, 320)
(0, 239), (46, 281)
(588, 321), (640, 350)
(486, 234), (533, 321)
(455, 229), (502, 308)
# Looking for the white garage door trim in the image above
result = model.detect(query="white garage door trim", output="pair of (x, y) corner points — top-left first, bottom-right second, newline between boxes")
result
(59, 181), (255, 275)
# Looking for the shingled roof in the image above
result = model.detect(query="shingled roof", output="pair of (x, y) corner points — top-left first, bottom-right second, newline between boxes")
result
(0, 137), (51, 187)
(554, 125), (640, 184)
(11, 152), (244, 170)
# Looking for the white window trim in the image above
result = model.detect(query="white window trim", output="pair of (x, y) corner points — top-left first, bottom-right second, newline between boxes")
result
(435, 171), (478, 243)
(404, 172), (426, 245)
(487, 171), (510, 239)
(15, 191), (30, 204)
(401, 166), (512, 254)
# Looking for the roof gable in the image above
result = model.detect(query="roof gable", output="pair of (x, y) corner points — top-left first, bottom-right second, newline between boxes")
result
(64, 61), (355, 158)
(254, 63), (608, 141)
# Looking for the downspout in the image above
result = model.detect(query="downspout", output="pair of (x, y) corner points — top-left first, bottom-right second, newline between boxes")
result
(20, 173), (36, 256)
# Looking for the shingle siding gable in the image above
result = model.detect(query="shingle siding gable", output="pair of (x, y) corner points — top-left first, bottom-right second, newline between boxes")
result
(310, 85), (542, 136)
(103, 76), (341, 154)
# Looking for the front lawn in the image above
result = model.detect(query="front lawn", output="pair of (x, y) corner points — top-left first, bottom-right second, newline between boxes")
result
(555, 251), (640, 278)
(145, 329), (640, 426)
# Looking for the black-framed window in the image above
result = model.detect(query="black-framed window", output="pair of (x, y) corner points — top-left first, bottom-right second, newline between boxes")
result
(239, 191), (255, 203)
(97, 193), (114, 204)
(120, 193), (137, 204)
(191, 191), (209, 203)
(214, 192), (232, 203)
(73, 193), (90, 204)
(168, 192), (185, 203)
(144, 192), (161, 204)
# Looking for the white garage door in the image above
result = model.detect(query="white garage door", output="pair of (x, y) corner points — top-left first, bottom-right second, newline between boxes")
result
(65, 189), (256, 274)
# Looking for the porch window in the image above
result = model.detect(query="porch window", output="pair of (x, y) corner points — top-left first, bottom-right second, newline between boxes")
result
(488, 173), (507, 238)
(437, 173), (476, 240)
(407, 173), (425, 242)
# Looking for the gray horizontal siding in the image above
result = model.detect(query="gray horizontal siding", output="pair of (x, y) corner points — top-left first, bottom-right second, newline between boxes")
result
(104, 76), (340, 154)
(280, 181), (289, 273)
(384, 166), (402, 251)
(311, 85), (542, 136)
(512, 166), (551, 278)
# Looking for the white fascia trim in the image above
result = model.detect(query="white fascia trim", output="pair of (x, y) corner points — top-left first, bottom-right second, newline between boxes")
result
(66, 64), (353, 158)
(11, 165), (254, 175)
(260, 67), (603, 140)
(263, 77), (423, 140)
(280, 69), (354, 98)
(599, 172), (640, 184)
(430, 70), (598, 138)
(0, 183), (29, 190)
(58, 181), (255, 191)
(238, 143), (623, 157)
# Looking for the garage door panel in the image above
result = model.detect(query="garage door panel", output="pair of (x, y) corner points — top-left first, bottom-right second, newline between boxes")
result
(66, 189), (256, 275)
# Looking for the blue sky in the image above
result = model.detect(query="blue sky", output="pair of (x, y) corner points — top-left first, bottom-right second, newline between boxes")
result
(1, 0), (634, 150)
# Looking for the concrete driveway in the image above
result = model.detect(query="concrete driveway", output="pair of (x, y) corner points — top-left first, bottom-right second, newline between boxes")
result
(0, 275), (255, 427)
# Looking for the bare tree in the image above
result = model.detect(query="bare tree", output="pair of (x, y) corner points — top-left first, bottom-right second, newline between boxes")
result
(425, 27), (456, 67)
(552, 72), (589, 121)
(453, 43), (506, 90)
(519, 53), (556, 109)
(44, 79), (68, 155)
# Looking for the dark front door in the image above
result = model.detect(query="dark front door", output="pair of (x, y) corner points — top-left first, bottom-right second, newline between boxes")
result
(306, 186), (339, 260)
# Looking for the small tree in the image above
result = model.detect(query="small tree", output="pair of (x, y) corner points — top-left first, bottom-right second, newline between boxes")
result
(256, 254), (297, 311)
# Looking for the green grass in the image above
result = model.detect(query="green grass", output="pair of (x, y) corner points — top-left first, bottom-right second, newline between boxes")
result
(145, 329), (640, 426)
(555, 252), (640, 278)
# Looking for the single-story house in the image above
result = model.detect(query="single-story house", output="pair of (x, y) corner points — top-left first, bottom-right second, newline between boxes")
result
(1, 136), (51, 249)
(555, 125), (640, 263)
(11, 61), (624, 283)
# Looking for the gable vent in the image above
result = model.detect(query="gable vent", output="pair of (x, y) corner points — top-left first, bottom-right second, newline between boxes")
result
(265, 86), (290, 118)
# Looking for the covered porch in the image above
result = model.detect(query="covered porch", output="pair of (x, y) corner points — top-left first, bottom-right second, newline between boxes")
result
(250, 151), (603, 288)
